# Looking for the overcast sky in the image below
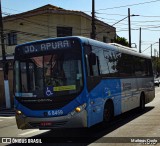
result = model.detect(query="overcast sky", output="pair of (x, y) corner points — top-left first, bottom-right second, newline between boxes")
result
(2, 0), (160, 56)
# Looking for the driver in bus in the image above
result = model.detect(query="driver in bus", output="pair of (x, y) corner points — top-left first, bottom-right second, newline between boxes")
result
(45, 54), (65, 86)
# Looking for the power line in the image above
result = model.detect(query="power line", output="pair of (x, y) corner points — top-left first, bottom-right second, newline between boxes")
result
(97, 14), (160, 22)
(2, 6), (21, 13)
(140, 15), (160, 18)
(142, 42), (159, 53)
(3, 4), (160, 33)
(96, 12), (127, 17)
(96, 0), (160, 11)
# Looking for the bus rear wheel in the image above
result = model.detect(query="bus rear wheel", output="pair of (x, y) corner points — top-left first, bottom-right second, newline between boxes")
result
(103, 101), (114, 123)
(139, 93), (145, 111)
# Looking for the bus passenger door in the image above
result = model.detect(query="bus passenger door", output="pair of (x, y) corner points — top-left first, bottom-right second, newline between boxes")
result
(85, 49), (103, 127)
(87, 89), (104, 127)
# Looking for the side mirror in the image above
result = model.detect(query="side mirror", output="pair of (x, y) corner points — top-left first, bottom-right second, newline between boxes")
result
(88, 52), (96, 65)
(4, 62), (9, 75)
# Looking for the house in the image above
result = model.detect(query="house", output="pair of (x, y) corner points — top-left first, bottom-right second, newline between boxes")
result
(0, 4), (116, 107)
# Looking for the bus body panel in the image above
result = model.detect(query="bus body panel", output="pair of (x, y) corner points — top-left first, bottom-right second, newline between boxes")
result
(87, 79), (122, 127)
(15, 96), (84, 117)
(16, 108), (87, 129)
(121, 78), (139, 113)
(15, 88), (89, 129)
(14, 36), (155, 129)
(87, 77), (154, 127)
(136, 77), (155, 104)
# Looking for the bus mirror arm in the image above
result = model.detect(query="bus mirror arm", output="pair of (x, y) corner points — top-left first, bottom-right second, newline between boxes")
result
(97, 56), (101, 76)
(88, 52), (96, 65)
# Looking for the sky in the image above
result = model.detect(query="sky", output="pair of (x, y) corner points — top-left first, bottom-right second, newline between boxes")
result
(1, 0), (160, 56)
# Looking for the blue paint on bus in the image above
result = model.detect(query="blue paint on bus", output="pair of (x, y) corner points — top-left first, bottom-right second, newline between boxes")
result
(14, 36), (155, 129)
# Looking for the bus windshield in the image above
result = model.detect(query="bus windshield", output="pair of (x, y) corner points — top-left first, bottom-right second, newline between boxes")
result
(14, 52), (83, 97)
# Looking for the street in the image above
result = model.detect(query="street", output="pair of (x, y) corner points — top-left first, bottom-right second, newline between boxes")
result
(0, 87), (160, 145)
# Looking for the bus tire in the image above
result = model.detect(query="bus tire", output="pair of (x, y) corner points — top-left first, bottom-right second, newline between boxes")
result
(139, 93), (145, 111)
(103, 101), (114, 123)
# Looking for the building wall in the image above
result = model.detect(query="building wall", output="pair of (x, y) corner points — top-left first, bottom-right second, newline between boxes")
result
(0, 70), (13, 108)
(1, 12), (115, 56)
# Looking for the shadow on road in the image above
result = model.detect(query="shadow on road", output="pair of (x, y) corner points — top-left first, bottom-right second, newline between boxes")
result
(8, 106), (154, 146)
(0, 109), (15, 117)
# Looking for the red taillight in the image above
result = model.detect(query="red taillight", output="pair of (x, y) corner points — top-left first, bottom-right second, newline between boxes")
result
(40, 122), (52, 126)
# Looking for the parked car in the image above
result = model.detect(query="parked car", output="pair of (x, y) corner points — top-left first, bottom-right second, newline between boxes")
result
(154, 77), (160, 87)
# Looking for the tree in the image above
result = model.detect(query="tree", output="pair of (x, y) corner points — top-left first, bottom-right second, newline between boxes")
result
(114, 37), (129, 47)
(152, 56), (160, 75)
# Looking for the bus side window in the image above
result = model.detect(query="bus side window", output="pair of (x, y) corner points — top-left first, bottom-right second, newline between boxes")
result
(87, 52), (100, 76)
(85, 46), (101, 91)
(146, 59), (153, 76)
(134, 57), (148, 77)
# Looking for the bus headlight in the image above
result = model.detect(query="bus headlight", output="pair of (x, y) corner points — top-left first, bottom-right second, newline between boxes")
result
(16, 110), (26, 118)
(70, 103), (86, 116)
(75, 107), (81, 112)
(16, 110), (22, 115)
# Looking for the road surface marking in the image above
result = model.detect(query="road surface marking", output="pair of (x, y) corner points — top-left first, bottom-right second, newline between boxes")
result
(0, 116), (15, 119)
(19, 129), (40, 136)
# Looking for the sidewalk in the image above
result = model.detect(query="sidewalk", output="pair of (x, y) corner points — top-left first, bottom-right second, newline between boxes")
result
(0, 108), (15, 116)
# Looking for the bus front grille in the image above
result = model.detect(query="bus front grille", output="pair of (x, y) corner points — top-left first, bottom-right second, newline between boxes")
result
(15, 94), (77, 110)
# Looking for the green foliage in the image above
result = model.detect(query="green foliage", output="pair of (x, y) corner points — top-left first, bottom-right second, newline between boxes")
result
(152, 56), (160, 74)
(114, 37), (129, 47)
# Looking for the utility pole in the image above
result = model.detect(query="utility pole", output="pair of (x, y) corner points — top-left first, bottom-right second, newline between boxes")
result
(139, 27), (141, 53)
(157, 51), (158, 74)
(91, 0), (96, 39)
(128, 8), (131, 48)
(151, 44), (152, 57)
(159, 38), (160, 58)
(0, 0), (11, 108)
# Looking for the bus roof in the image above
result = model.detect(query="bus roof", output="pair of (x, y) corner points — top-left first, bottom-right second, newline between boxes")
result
(78, 36), (151, 59)
(15, 36), (151, 59)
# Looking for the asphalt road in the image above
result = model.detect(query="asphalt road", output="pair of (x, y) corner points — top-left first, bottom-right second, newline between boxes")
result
(0, 87), (160, 146)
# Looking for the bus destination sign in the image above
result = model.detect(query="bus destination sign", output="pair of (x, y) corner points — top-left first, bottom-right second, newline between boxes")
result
(22, 40), (71, 54)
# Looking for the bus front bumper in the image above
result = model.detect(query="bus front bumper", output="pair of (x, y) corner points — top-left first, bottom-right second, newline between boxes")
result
(15, 110), (88, 129)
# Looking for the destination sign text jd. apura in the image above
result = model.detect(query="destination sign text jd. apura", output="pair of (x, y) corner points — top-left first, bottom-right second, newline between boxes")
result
(23, 40), (71, 54)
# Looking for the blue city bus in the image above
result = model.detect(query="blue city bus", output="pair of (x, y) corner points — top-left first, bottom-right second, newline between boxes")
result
(14, 36), (155, 129)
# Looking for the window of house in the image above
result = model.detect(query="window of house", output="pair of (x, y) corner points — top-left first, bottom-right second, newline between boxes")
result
(57, 27), (72, 37)
(7, 32), (17, 46)
(103, 36), (110, 43)
(103, 36), (107, 43)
